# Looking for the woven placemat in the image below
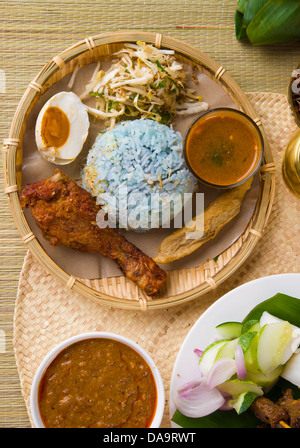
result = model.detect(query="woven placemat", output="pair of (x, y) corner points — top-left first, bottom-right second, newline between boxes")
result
(13, 92), (299, 428)
(1, 0), (299, 428)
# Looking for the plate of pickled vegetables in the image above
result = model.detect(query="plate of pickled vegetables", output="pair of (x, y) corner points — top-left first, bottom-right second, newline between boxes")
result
(170, 273), (300, 428)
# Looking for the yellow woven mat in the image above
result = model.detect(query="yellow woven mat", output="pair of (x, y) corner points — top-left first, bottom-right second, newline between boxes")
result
(1, 1), (299, 97)
(1, 0), (300, 427)
(13, 92), (300, 428)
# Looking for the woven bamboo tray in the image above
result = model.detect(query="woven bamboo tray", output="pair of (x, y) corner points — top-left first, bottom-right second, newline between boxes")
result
(3, 31), (275, 310)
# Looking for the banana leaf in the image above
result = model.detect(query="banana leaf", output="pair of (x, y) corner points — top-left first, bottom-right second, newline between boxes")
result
(235, 0), (300, 45)
(243, 0), (269, 27)
(235, 9), (248, 41)
(243, 292), (300, 327)
(247, 0), (300, 45)
(235, 0), (269, 42)
(172, 408), (260, 428)
(171, 292), (300, 428)
(237, 0), (249, 14)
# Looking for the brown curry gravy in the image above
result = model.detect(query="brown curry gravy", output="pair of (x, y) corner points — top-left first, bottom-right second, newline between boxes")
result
(185, 111), (261, 186)
(38, 338), (157, 428)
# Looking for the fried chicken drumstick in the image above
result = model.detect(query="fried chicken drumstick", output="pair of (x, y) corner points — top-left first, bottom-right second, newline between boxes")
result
(20, 169), (166, 296)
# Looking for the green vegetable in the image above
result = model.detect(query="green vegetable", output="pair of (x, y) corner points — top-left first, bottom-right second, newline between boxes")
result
(235, 0), (300, 46)
(247, 365), (283, 389)
(198, 339), (229, 375)
(89, 92), (104, 98)
(217, 378), (263, 398)
(256, 321), (293, 374)
(215, 321), (242, 339)
(238, 331), (257, 352)
(228, 391), (258, 414)
(215, 338), (239, 360)
(243, 323), (261, 373)
(241, 319), (259, 334)
(154, 60), (179, 88)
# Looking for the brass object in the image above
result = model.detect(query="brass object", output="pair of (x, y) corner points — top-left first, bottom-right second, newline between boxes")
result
(282, 130), (300, 198)
(283, 63), (300, 197)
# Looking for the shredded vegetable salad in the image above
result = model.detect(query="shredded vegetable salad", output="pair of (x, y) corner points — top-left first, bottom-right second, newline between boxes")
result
(80, 41), (208, 128)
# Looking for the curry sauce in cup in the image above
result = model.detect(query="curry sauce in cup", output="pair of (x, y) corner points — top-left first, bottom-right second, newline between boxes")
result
(183, 108), (263, 189)
(30, 332), (165, 428)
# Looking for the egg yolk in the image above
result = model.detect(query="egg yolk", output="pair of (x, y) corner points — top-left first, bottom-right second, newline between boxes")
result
(41, 106), (70, 149)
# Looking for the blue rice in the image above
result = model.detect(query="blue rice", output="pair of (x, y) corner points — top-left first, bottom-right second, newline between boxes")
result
(81, 119), (198, 230)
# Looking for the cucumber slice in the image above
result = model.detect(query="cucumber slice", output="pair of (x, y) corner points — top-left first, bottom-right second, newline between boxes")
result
(215, 338), (238, 360)
(243, 324), (261, 373)
(241, 319), (259, 334)
(260, 311), (299, 331)
(260, 312), (300, 364)
(281, 352), (300, 387)
(246, 365), (282, 391)
(228, 391), (257, 415)
(217, 379), (263, 398)
(256, 321), (293, 374)
(245, 321), (261, 333)
(215, 322), (242, 339)
(260, 311), (282, 326)
(198, 339), (229, 375)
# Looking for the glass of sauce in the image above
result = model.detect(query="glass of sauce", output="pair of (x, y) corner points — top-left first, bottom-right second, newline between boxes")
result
(183, 108), (264, 189)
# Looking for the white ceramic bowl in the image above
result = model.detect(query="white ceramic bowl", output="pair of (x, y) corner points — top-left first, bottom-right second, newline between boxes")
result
(30, 332), (165, 428)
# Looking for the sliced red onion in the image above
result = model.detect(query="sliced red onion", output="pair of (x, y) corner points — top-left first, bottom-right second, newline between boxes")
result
(219, 402), (233, 411)
(194, 348), (203, 357)
(218, 391), (233, 410)
(177, 378), (204, 395)
(235, 343), (247, 379)
(206, 358), (237, 388)
(174, 382), (225, 418)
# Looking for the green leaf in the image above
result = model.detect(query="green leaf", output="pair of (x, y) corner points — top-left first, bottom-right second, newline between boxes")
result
(237, 0), (250, 14)
(242, 293), (300, 327)
(235, 0), (266, 41)
(235, 10), (249, 41)
(246, 0), (300, 45)
(229, 391), (258, 414)
(241, 319), (259, 333)
(243, 0), (269, 27)
(172, 409), (260, 428)
(238, 331), (257, 352)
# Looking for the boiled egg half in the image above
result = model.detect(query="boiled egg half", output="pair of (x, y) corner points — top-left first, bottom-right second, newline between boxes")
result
(35, 91), (90, 164)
